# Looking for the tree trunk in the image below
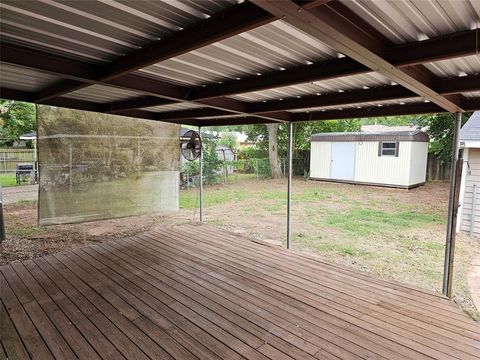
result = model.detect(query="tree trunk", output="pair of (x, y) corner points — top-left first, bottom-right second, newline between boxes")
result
(266, 123), (282, 179)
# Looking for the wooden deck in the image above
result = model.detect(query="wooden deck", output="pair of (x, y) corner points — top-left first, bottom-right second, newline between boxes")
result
(1, 224), (479, 360)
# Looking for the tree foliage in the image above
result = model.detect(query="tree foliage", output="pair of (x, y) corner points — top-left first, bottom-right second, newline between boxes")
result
(236, 119), (360, 157)
(417, 112), (471, 164)
(0, 100), (36, 146)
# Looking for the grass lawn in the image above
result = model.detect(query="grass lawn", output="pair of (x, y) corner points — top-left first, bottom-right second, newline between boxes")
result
(0, 173), (18, 187)
(179, 177), (479, 319)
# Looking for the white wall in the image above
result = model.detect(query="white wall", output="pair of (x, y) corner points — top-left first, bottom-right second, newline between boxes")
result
(460, 148), (480, 235)
(409, 142), (429, 185)
(310, 141), (331, 179)
(354, 141), (411, 186)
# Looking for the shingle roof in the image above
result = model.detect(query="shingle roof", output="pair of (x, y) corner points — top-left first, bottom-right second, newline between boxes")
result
(311, 129), (429, 142)
(460, 111), (480, 141)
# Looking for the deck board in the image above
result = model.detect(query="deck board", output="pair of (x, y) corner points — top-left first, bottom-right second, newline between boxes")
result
(1, 224), (479, 360)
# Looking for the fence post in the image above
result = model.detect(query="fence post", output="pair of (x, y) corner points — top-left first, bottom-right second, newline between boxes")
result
(3, 152), (6, 173)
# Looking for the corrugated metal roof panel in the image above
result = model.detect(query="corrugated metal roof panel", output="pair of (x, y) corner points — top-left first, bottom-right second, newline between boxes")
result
(0, 63), (59, 91)
(62, 84), (145, 103)
(229, 72), (391, 102)
(341, 0), (480, 44)
(139, 19), (338, 86)
(425, 55), (480, 78)
(464, 91), (480, 99)
(141, 102), (204, 112)
(0, 0), (237, 63)
(288, 96), (423, 112)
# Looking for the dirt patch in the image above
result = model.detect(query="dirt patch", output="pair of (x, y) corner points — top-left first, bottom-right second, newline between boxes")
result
(0, 202), (191, 265)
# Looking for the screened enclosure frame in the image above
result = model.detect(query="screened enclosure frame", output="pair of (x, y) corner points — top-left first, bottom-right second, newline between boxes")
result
(1, 0), (479, 296)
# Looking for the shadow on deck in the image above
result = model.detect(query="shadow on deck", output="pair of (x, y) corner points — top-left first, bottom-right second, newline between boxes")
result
(1, 224), (479, 359)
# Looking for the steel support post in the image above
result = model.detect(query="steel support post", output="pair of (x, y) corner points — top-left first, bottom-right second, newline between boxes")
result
(287, 122), (293, 250)
(0, 184), (5, 242)
(443, 112), (462, 297)
(199, 126), (204, 223)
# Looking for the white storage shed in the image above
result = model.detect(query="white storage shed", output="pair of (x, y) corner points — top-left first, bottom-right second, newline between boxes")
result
(310, 130), (429, 189)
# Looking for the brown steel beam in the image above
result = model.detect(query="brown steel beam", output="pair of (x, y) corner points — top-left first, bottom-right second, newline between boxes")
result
(155, 108), (232, 121)
(291, 103), (446, 121)
(434, 74), (480, 95)
(250, 86), (415, 113)
(145, 74), (479, 120)
(106, 96), (174, 114)
(187, 30), (479, 101)
(0, 44), (289, 123)
(187, 57), (366, 100)
(251, 0), (463, 112)
(0, 88), (200, 125)
(31, 2), (275, 101)
(2, 38), (476, 115)
(290, 97), (479, 122)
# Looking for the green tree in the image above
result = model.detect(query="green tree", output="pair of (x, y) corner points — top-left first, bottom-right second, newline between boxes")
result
(418, 112), (472, 164)
(0, 100), (36, 146)
(219, 132), (238, 150)
(234, 120), (360, 178)
(237, 119), (360, 157)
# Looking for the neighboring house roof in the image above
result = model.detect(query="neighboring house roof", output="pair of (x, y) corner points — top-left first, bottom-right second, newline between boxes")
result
(361, 125), (421, 133)
(460, 111), (480, 141)
(311, 130), (429, 142)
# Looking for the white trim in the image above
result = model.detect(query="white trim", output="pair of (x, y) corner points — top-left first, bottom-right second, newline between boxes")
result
(456, 148), (469, 233)
(462, 141), (480, 149)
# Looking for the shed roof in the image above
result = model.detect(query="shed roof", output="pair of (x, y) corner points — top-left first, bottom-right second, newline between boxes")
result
(460, 111), (480, 141)
(0, 0), (479, 126)
(311, 130), (429, 142)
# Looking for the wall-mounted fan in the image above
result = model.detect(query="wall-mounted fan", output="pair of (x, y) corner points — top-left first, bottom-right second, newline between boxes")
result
(181, 130), (202, 161)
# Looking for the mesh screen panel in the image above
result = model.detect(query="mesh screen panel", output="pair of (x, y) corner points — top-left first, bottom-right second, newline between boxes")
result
(37, 106), (179, 225)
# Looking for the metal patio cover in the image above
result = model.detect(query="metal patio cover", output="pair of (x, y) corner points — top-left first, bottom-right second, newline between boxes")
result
(0, 0), (479, 126)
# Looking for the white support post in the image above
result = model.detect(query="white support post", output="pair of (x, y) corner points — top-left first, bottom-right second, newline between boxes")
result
(199, 126), (204, 223)
(287, 122), (293, 250)
(443, 112), (462, 297)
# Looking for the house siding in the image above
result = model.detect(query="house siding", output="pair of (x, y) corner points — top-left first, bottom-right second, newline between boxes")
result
(460, 149), (480, 235)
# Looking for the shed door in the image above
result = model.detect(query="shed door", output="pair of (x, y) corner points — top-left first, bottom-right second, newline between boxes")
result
(330, 142), (355, 180)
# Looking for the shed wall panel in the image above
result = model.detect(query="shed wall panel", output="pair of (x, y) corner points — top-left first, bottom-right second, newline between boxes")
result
(354, 141), (412, 186)
(309, 141), (330, 179)
(409, 142), (428, 185)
